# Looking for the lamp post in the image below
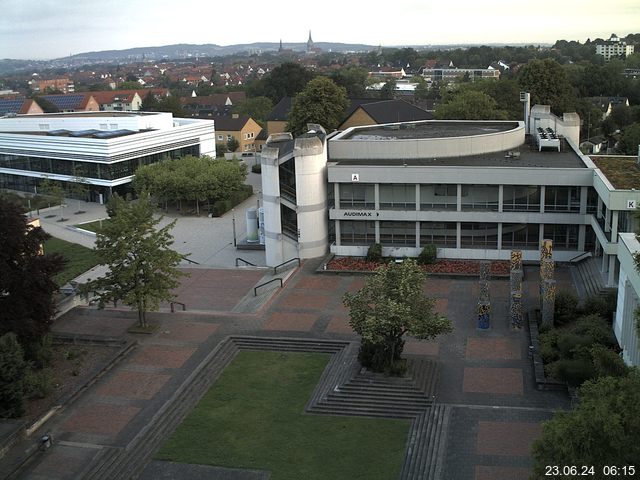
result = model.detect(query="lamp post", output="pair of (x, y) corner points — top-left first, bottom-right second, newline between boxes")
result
(232, 208), (237, 247)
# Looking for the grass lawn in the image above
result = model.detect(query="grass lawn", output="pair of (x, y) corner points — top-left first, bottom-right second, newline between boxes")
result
(156, 350), (410, 480)
(43, 237), (100, 286)
(75, 218), (111, 233)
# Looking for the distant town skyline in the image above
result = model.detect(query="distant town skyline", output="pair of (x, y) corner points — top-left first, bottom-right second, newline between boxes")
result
(1, 0), (639, 60)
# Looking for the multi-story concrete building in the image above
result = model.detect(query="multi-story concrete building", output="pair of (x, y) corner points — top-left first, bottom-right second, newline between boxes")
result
(595, 34), (635, 61)
(29, 77), (75, 94)
(0, 111), (215, 202)
(421, 67), (500, 82)
(259, 104), (640, 289)
(613, 233), (640, 366)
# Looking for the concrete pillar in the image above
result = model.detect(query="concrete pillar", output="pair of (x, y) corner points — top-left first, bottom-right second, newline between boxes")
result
(498, 185), (504, 213)
(415, 221), (420, 248)
(497, 223), (503, 251)
(602, 252), (608, 274)
(605, 207), (611, 233)
(456, 222), (461, 249)
(334, 183), (340, 209)
(457, 184), (462, 212)
(579, 186), (588, 215)
(608, 255), (616, 287)
(374, 184), (380, 210)
(611, 211), (619, 243)
(578, 224), (586, 251)
(415, 184), (420, 212)
(335, 220), (341, 247)
(539, 185), (546, 213)
(375, 220), (380, 244)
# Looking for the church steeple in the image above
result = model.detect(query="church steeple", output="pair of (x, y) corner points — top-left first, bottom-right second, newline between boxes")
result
(279, 39), (283, 52)
(307, 30), (314, 53)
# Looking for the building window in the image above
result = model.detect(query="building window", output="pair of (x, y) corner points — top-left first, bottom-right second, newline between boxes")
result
(380, 221), (416, 246)
(340, 220), (375, 246)
(503, 185), (540, 211)
(420, 184), (457, 210)
(420, 222), (456, 247)
(217, 135), (223, 141)
(544, 186), (580, 212)
(461, 185), (499, 211)
(502, 223), (540, 249)
(587, 187), (598, 214)
(379, 184), (415, 210)
(460, 223), (498, 249)
(544, 224), (579, 250)
(339, 184), (375, 209)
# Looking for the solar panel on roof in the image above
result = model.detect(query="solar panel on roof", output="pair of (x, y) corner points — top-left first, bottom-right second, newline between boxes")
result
(42, 94), (84, 109)
(0, 99), (25, 114)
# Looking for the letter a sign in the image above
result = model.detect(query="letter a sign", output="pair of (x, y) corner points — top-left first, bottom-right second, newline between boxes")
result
(351, 173), (360, 182)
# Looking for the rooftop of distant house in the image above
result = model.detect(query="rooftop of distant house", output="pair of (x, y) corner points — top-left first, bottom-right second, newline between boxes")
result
(591, 155), (640, 190)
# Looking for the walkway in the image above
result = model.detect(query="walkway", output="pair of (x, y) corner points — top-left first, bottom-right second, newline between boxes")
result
(3, 258), (576, 480)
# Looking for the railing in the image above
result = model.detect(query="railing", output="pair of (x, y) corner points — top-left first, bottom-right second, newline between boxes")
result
(274, 257), (300, 275)
(236, 257), (256, 267)
(254, 278), (283, 296)
(569, 251), (592, 263)
(170, 301), (186, 313)
(181, 255), (200, 265)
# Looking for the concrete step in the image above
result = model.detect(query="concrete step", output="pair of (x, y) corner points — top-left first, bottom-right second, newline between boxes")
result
(309, 403), (420, 419)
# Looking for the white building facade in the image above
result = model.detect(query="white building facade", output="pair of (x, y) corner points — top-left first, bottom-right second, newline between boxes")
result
(0, 111), (215, 201)
(614, 233), (640, 366)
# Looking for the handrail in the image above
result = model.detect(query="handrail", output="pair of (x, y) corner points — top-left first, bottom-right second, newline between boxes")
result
(568, 251), (592, 263)
(236, 257), (256, 267)
(273, 257), (300, 275)
(181, 255), (200, 265)
(170, 301), (186, 313)
(254, 278), (283, 296)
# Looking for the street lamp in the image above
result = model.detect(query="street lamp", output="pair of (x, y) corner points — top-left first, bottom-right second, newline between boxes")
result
(232, 208), (237, 247)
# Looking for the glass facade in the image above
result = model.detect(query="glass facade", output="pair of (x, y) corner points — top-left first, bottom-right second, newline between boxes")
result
(420, 184), (457, 210)
(502, 223), (540, 248)
(544, 224), (579, 250)
(503, 185), (540, 212)
(460, 222), (498, 248)
(379, 184), (415, 210)
(544, 186), (581, 212)
(461, 185), (499, 211)
(379, 221), (416, 246)
(339, 184), (374, 209)
(420, 222), (457, 247)
(340, 220), (375, 246)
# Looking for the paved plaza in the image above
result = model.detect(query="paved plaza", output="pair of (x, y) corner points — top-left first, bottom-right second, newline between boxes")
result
(1, 185), (578, 479)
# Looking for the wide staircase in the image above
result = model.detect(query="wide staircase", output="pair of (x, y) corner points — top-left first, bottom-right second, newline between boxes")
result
(572, 256), (616, 299)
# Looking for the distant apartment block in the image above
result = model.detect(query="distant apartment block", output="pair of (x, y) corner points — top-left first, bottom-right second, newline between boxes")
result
(29, 77), (75, 94)
(595, 34), (635, 61)
(421, 67), (500, 82)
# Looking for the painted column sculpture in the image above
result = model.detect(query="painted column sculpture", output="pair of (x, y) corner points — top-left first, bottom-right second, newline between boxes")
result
(477, 261), (491, 329)
(539, 239), (556, 327)
(510, 250), (523, 329)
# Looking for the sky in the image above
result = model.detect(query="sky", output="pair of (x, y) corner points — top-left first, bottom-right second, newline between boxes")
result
(1, 0), (639, 60)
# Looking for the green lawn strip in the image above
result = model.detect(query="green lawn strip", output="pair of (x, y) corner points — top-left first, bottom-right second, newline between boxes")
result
(43, 237), (100, 286)
(74, 218), (111, 233)
(156, 351), (410, 480)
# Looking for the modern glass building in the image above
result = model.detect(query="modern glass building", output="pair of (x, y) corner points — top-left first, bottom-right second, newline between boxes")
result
(0, 111), (216, 202)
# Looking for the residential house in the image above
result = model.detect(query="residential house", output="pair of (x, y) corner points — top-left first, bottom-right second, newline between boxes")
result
(266, 97), (293, 136)
(91, 91), (143, 111)
(586, 96), (630, 119)
(215, 115), (262, 152)
(29, 77), (75, 94)
(40, 93), (100, 112)
(181, 92), (247, 118)
(0, 98), (44, 116)
(338, 99), (433, 130)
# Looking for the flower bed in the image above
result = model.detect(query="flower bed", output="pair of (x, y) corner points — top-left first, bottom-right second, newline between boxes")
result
(326, 257), (510, 276)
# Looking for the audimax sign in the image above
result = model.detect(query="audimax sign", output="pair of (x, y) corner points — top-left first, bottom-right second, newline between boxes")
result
(343, 211), (380, 217)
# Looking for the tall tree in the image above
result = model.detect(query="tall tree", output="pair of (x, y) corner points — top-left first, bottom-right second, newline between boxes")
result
(531, 370), (640, 476)
(250, 62), (315, 103)
(0, 199), (64, 347)
(379, 78), (397, 99)
(286, 77), (349, 135)
(0, 333), (28, 419)
(343, 259), (452, 374)
(85, 194), (186, 328)
(234, 96), (273, 127)
(435, 90), (508, 120)
(518, 58), (576, 115)
(619, 123), (640, 155)
(330, 66), (369, 98)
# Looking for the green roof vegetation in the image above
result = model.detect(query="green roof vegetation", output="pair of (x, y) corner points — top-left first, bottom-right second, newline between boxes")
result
(592, 156), (640, 190)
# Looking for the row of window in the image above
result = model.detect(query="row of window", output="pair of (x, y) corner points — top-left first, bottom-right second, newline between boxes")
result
(339, 220), (582, 250)
(337, 184), (595, 213)
(0, 145), (200, 181)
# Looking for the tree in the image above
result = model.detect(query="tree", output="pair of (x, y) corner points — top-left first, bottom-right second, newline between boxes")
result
(156, 95), (184, 117)
(0, 333), (28, 418)
(227, 136), (240, 153)
(70, 166), (89, 214)
(0, 199), (65, 347)
(531, 370), (640, 476)
(330, 66), (369, 98)
(435, 90), (508, 120)
(286, 77), (349, 135)
(249, 62), (315, 103)
(518, 58), (576, 115)
(85, 194), (186, 328)
(379, 78), (397, 99)
(343, 259), (452, 374)
(619, 123), (640, 155)
(39, 177), (66, 220)
(234, 96), (273, 127)
(140, 93), (160, 111)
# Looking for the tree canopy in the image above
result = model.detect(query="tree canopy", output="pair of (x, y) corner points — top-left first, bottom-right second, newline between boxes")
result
(435, 89), (509, 120)
(518, 58), (576, 115)
(132, 155), (247, 214)
(330, 66), (369, 98)
(286, 76), (349, 135)
(249, 62), (315, 103)
(531, 370), (640, 476)
(343, 259), (452, 373)
(619, 123), (640, 155)
(0, 199), (64, 347)
(84, 193), (186, 328)
(234, 96), (273, 127)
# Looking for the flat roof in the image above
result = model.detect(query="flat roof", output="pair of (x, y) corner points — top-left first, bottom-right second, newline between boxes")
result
(341, 121), (520, 140)
(6, 111), (158, 118)
(331, 145), (586, 169)
(591, 155), (640, 189)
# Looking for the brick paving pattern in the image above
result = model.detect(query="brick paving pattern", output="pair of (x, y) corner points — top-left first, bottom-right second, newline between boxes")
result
(465, 337), (521, 360)
(96, 370), (171, 399)
(131, 344), (197, 369)
(476, 421), (543, 456)
(463, 367), (524, 395)
(62, 403), (141, 437)
(263, 311), (319, 331)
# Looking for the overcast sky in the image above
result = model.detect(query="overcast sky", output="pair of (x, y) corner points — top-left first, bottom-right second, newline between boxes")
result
(1, 0), (639, 60)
